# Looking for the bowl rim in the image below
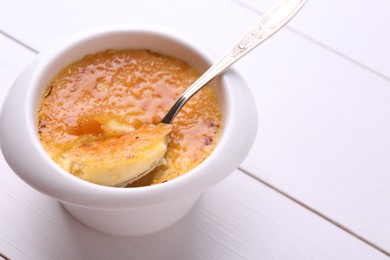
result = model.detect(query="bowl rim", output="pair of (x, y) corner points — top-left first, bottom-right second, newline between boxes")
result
(2, 25), (258, 209)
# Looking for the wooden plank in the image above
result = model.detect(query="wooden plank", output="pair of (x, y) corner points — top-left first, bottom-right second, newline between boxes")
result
(0, 34), (35, 104)
(0, 160), (387, 259)
(233, 22), (390, 252)
(0, 34), (35, 161)
(233, 0), (390, 79)
(0, 0), (253, 52)
(0, 0), (389, 255)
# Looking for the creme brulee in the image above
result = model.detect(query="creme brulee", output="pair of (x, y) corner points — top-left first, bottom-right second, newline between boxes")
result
(38, 49), (221, 187)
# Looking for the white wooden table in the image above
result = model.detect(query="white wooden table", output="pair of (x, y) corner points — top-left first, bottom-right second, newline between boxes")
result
(0, 0), (389, 259)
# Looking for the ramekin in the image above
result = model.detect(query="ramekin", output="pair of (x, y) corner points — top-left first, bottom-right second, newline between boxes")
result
(0, 25), (257, 236)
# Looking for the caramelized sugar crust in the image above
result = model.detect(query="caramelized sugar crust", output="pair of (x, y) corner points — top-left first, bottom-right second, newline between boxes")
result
(38, 49), (221, 186)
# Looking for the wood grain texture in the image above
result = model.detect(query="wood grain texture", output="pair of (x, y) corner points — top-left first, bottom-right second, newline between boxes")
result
(0, 161), (387, 259)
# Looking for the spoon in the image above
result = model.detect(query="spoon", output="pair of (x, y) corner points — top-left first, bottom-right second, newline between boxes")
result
(120, 0), (308, 186)
(137, 0), (307, 176)
(161, 0), (307, 124)
(68, 0), (307, 187)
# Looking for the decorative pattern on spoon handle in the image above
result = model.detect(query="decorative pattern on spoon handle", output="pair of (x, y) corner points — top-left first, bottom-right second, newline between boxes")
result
(231, 0), (307, 57)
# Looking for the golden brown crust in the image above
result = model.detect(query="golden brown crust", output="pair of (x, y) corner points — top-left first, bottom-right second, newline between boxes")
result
(38, 49), (222, 186)
(61, 124), (172, 170)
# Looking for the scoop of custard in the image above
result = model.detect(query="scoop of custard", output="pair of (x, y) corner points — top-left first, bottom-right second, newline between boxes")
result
(58, 124), (172, 186)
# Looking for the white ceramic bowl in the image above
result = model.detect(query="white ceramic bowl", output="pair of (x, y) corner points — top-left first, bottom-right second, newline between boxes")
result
(0, 25), (257, 236)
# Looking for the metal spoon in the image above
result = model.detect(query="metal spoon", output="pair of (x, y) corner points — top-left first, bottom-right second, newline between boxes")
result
(120, 0), (307, 187)
(161, 0), (307, 124)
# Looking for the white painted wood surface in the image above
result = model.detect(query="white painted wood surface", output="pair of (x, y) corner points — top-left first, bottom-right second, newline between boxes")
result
(0, 161), (387, 259)
(234, 0), (390, 79)
(232, 0), (390, 251)
(0, 0), (389, 258)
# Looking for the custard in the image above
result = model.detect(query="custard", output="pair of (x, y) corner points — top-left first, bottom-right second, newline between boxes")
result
(38, 49), (222, 186)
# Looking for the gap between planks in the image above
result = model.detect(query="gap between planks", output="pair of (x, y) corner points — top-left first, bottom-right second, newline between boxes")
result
(0, 30), (38, 54)
(231, 0), (390, 82)
(1, 22), (389, 258)
(0, 252), (11, 260)
(238, 166), (390, 257)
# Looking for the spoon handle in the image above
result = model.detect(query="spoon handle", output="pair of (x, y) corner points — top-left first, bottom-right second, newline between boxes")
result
(161, 0), (307, 124)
